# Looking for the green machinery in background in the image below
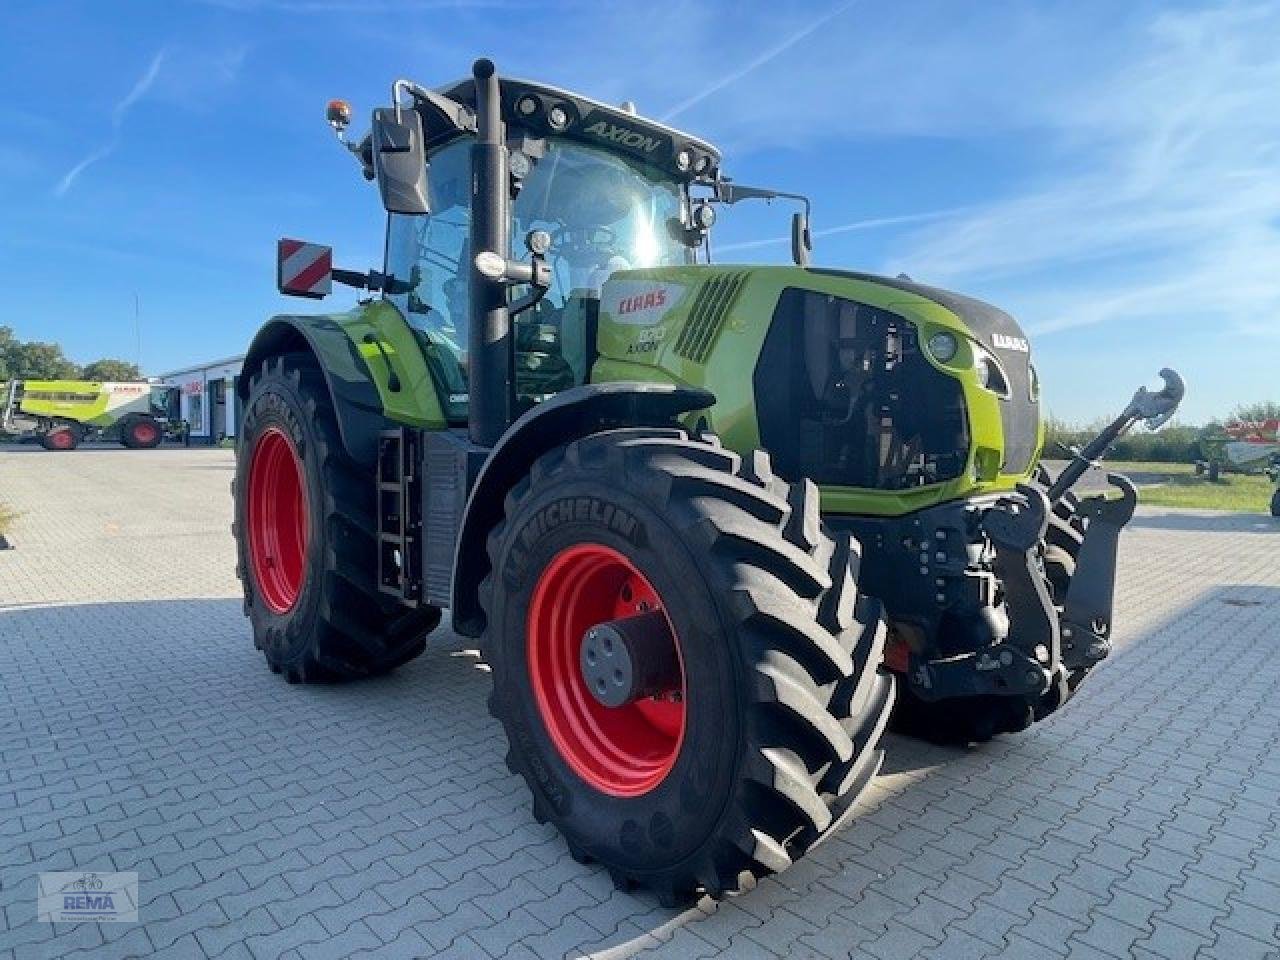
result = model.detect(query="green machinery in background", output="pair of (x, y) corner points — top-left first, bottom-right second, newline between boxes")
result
(1, 379), (178, 450)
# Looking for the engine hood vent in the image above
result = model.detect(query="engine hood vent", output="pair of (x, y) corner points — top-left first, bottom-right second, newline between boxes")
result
(673, 271), (748, 364)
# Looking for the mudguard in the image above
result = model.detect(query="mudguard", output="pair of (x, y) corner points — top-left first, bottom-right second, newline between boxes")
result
(238, 305), (444, 466)
(240, 316), (388, 466)
(451, 381), (714, 636)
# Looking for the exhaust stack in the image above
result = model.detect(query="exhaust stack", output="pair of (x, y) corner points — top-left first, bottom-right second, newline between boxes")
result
(468, 58), (513, 447)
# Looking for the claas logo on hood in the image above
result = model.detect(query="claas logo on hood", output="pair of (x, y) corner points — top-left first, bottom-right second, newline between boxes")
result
(991, 333), (1030, 353)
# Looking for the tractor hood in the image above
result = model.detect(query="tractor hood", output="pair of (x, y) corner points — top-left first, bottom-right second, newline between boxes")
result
(808, 269), (1040, 475)
(592, 264), (1043, 512)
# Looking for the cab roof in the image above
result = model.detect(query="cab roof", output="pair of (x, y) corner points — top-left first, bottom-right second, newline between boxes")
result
(433, 75), (722, 185)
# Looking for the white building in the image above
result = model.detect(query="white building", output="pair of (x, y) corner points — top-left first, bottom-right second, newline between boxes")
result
(155, 355), (245, 443)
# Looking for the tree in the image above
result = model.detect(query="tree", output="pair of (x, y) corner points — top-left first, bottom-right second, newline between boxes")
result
(0, 326), (14, 381)
(0, 335), (79, 380)
(81, 358), (142, 381)
(1228, 401), (1280, 423)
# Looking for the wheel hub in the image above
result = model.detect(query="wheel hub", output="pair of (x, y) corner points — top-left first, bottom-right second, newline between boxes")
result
(247, 427), (308, 614)
(527, 543), (686, 798)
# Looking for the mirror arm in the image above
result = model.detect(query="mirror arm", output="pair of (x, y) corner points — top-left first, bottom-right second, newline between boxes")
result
(391, 78), (477, 134)
(332, 267), (412, 295)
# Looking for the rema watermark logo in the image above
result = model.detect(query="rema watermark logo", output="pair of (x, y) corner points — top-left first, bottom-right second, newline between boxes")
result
(38, 872), (138, 923)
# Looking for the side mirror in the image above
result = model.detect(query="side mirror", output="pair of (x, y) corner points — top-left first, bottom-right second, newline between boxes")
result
(371, 107), (429, 215)
(791, 211), (812, 267)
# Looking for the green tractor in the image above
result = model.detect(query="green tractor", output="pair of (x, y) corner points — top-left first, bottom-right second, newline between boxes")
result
(233, 60), (1183, 902)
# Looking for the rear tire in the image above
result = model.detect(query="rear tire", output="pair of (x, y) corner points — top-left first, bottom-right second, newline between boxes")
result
(1271, 487), (1279, 518)
(120, 415), (163, 449)
(234, 353), (440, 682)
(480, 429), (893, 903)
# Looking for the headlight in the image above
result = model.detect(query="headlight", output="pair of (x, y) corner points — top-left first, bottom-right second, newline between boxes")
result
(548, 104), (571, 130)
(926, 332), (959, 364)
(973, 346), (1011, 397)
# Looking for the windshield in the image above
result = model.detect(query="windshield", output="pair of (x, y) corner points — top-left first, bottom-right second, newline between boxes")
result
(385, 138), (689, 418)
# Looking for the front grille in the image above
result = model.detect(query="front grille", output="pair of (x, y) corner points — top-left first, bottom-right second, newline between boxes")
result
(673, 272), (747, 363)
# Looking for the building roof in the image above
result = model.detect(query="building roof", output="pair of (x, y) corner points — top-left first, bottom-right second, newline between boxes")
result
(153, 355), (246, 379)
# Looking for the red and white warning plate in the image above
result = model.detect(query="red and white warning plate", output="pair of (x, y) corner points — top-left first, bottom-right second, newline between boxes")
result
(277, 238), (333, 298)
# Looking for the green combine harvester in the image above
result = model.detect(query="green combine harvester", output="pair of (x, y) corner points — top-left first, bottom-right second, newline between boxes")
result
(1, 379), (178, 450)
(232, 60), (1183, 903)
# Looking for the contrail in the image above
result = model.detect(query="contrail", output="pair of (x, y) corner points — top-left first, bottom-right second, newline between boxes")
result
(716, 208), (964, 254)
(55, 48), (167, 197)
(662, 0), (857, 122)
(113, 49), (167, 126)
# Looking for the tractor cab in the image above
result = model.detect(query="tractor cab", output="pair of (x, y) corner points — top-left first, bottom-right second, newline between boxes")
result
(383, 127), (694, 419)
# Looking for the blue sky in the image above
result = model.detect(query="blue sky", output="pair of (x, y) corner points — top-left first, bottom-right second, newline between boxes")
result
(1, 0), (1275, 424)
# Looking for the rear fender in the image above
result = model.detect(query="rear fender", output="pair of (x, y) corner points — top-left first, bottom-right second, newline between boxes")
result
(451, 382), (714, 636)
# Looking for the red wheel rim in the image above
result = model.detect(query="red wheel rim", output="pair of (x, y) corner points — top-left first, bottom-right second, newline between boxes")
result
(527, 544), (686, 798)
(133, 422), (158, 445)
(247, 427), (308, 614)
(50, 430), (73, 449)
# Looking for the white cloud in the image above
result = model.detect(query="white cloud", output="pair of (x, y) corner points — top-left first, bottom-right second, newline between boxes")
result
(716, 207), (963, 254)
(879, 3), (1280, 343)
(661, 0), (858, 122)
(113, 49), (167, 126)
(54, 48), (168, 197)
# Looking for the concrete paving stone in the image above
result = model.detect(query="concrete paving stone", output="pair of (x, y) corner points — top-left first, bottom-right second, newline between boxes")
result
(1203, 926), (1280, 960)
(4, 446), (1280, 960)
(296, 919), (381, 960)
(242, 915), (329, 960)
(195, 905), (280, 958)
(1133, 915), (1213, 960)
(1014, 905), (1089, 953)
(349, 926), (433, 959)
(145, 899), (230, 950)
(628, 926), (721, 960)
(1216, 896), (1280, 945)
(957, 901), (1028, 948)
(471, 905), (551, 956)
(417, 901), (495, 953)
(919, 927), (1000, 960)
(1069, 912), (1149, 959)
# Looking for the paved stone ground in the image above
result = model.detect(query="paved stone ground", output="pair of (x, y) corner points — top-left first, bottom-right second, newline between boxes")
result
(1, 446), (1278, 960)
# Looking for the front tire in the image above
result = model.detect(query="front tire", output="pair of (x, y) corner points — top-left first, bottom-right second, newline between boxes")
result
(480, 429), (893, 903)
(234, 353), (440, 682)
(40, 425), (80, 451)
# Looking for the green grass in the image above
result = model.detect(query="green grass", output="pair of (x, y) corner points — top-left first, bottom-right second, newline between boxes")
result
(1108, 460), (1276, 512)
(0, 503), (16, 537)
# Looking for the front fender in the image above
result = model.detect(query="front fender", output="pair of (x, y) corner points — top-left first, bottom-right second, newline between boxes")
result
(239, 304), (444, 466)
(240, 315), (389, 466)
(451, 382), (714, 636)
